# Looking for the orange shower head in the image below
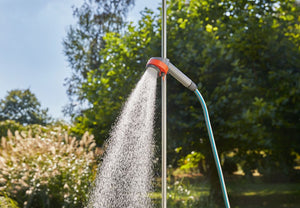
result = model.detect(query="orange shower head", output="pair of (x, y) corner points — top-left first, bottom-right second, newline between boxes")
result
(146, 57), (197, 91)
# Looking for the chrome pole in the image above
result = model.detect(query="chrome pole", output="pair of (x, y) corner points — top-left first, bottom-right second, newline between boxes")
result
(161, 74), (167, 208)
(162, 0), (167, 58)
(161, 0), (167, 207)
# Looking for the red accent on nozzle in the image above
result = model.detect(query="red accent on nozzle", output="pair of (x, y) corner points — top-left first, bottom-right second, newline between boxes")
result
(146, 58), (169, 75)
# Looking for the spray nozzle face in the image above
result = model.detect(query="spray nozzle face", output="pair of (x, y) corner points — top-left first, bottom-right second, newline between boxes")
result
(146, 58), (169, 76)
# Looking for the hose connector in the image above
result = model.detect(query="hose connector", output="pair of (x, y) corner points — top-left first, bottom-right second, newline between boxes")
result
(146, 57), (197, 91)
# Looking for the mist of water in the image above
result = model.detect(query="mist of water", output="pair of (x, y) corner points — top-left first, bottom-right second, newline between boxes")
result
(88, 67), (158, 208)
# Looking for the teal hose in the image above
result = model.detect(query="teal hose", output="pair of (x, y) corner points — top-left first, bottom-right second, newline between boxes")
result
(194, 89), (231, 208)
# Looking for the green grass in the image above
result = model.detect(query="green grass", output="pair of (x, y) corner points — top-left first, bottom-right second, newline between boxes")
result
(2, 175), (299, 208)
(229, 180), (300, 208)
(151, 176), (300, 208)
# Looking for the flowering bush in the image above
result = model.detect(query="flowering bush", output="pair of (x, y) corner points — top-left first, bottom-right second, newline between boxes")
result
(0, 120), (24, 138)
(166, 178), (217, 208)
(0, 128), (99, 208)
(0, 195), (19, 208)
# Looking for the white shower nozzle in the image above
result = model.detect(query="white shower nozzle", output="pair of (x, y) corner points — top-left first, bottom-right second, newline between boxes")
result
(146, 57), (197, 91)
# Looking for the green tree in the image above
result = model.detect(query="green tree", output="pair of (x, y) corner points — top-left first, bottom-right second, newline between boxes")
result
(69, 9), (160, 143)
(63, 0), (135, 118)
(165, 0), (300, 198)
(0, 89), (51, 125)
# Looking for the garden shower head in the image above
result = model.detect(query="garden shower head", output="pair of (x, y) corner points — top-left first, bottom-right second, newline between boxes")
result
(146, 57), (197, 91)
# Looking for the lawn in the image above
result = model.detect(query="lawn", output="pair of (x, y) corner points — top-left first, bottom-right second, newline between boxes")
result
(229, 180), (300, 208)
(151, 176), (300, 208)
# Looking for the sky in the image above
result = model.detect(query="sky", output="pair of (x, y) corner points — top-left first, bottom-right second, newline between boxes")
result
(0, 0), (160, 120)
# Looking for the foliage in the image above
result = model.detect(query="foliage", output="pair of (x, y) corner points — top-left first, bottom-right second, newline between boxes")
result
(63, 0), (135, 118)
(0, 120), (24, 138)
(178, 151), (205, 173)
(0, 127), (99, 208)
(0, 195), (19, 208)
(0, 89), (51, 125)
(151, 176), (218, 208)
(68, 9), (160, 144)
(0, 119), (71, 139)
(165, 0), (299, 197)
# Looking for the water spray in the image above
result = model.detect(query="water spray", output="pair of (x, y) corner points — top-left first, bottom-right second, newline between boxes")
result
(146, 57), (231, 208)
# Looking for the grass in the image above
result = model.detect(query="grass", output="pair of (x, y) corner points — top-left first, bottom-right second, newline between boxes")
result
(229, 179), (300, 208)
(151, 175), (300, 208)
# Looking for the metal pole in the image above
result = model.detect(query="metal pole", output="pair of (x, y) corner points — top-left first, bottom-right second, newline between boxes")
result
(162, 0), (167, 58)
(161, 75), (167, 208)
(161, 0), (167, 208)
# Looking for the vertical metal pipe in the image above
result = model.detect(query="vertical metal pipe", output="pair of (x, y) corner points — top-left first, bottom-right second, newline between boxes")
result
(162, 0), (167, 59)
(161, 0), (167, 208)
(161, 75), (167, 208)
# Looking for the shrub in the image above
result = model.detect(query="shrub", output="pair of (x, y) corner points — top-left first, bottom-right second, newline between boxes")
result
(178, 151), (205, 174)
(0, 128), (99, 208)
(0, 194), (19, 208)
(165, 179), (217, 208)
(0, 120), (24, 138)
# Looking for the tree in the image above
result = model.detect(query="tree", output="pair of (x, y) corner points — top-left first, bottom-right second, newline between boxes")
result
(68, 9), (160, 143)
(63, 0), (135, 118)
(165, 0), (300, 197)
(0, 89), (51, 125)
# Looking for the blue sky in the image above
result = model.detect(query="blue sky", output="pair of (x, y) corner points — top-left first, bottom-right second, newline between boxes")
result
(0, 0), (159, 120)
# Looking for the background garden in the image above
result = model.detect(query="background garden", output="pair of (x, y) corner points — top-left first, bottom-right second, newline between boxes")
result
(0, 0), (299, 207)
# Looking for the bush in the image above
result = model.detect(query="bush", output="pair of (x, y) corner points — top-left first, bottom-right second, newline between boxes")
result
(158, 178), (217, 208)
(0, 120), (24, 138)
(177, 151), (205, 174)
(0, 195), (19, 208)
(0, 128), (99, 208)
(0, 120), (72, 139)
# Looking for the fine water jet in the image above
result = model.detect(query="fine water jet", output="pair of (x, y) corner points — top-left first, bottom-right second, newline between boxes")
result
(88, 67), (158, 208)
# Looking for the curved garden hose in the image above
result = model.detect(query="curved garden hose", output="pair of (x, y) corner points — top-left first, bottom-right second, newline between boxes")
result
(194, 89), (231, 208)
